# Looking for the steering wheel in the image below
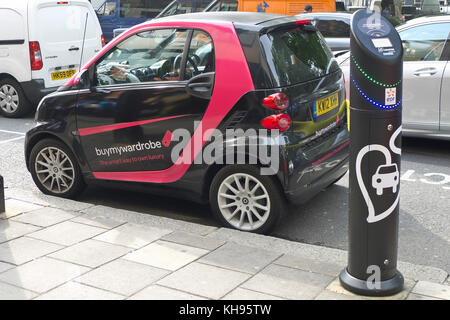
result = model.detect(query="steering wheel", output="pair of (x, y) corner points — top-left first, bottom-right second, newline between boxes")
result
(161, 55), (199, 80)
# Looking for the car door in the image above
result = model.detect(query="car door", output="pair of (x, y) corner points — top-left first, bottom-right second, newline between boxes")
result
(398, 22), (450, 131)
(438, 36), (450, 134)
(76, 28), (216, 177)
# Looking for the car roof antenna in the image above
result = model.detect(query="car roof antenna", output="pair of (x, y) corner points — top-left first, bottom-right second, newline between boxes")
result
(79, 12), (89, 72)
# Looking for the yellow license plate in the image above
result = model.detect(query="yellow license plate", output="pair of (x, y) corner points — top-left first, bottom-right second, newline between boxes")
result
(51, 69), (76, 80)
(314, 93), (339, 118)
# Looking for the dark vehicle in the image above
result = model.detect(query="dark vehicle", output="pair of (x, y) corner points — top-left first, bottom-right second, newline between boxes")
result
(112, 0), (236, 38)
(296, 12), (352, 52)
(95, 0), (173, 42)
(25, 12), (349, 233)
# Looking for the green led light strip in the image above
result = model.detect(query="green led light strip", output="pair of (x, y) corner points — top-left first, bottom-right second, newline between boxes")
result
(351, 55), (402, 88)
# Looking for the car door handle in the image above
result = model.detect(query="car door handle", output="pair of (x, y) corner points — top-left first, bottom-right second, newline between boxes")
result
(413, 68), (437, 77)
(69, 47), (80, 51)
(186, 72), (215, 99)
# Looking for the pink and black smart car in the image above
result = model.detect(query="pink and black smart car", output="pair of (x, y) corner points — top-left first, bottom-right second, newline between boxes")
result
(25, 12), (349, 233)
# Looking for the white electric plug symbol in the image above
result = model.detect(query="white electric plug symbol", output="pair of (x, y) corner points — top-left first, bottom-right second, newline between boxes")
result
(371, 163), (399, 195)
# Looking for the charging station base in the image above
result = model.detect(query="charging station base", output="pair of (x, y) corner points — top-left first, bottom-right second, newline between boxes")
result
(339, 268), (404, 297)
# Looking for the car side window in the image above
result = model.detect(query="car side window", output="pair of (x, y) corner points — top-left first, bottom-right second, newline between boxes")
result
(184, 30), (215, 80)
(119, 0), (172, 19)
(96, 0), (116, 16)
(314, 19), (350, 38)
(400, 23), (450, 61)
(94, 29), (188, 86)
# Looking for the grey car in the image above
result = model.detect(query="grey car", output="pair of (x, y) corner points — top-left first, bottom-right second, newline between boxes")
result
(339, 15), (450, 140)
(295, 12), (352, 52)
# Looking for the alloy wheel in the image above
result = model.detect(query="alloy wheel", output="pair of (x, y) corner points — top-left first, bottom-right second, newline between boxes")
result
(0, 84), (19, 114)
(34, 147), (75, 194)
(217, 173), (271, 231)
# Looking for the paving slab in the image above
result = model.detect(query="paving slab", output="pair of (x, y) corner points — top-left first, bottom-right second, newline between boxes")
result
(0, 199), (43, 219)
(407, 292), (442, 300)
(411, 281), (450, 300)
(0, 281), (38, 300)
(222, 288), (283, 300)
(48, 239), (131, 268)
(94, 223), (172, 249)
(0, 261), (15, 274)
(0, 257), (90, 293)
(161, 231), (226, 251)
(0, 237), (63, 265)
(5, 188), (95, 212)
(75, 259), (169, 296)
(198, 242), (281, 274)
(0, 220), (41, 243)
(35, 282), (125, 300)
(273, 254), (344, 277)
(80, 205), (217, 235)
(157, 262), (250, 300)
(11, 207), (82, 227)
(27, 221), (107, 246)
(128, 284), (207, 300)
(71, 211), (126, 230)
(124, 240), (209, 271)
(241, 264), (334, 300)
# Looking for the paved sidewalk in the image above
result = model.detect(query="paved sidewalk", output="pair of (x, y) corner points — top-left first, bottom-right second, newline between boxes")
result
(0, 187), (449, 300)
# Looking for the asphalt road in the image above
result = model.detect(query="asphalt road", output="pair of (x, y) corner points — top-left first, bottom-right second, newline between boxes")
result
(0, 115), (449, 274)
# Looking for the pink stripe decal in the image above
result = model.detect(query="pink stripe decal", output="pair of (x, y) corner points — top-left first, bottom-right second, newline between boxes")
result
(312, 141), (350, 167)
(91, 21), (255, 183)
(78, 114), (191, 136)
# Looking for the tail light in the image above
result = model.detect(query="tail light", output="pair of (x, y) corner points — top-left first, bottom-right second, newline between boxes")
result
(261, 114), (291, 132)
(262, 93), (289, 110)
(29, 41), (43, 70)
(101, 34), (105, 47)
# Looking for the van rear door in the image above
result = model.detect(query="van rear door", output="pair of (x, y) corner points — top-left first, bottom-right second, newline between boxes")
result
(29, 0), (102, 89)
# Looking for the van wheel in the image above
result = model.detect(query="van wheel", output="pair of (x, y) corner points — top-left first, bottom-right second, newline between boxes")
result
(29, 138), (85, 199)
(0, 78), (32, 118)
(209, 165), (285, 234)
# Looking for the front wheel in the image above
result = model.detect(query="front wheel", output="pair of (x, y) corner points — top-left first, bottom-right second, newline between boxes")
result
(29, 138), (86, 198)
(209, 165), (285, 234)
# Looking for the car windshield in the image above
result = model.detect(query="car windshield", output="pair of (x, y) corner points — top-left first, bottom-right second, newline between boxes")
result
(378, 165), (397, 174)
(260, 26), (339, 87)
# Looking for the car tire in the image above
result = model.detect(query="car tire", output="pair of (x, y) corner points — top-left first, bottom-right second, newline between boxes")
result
(0, 78), (32, 118)
(29, 138), (86, 199)
(209, 165), (285, 234)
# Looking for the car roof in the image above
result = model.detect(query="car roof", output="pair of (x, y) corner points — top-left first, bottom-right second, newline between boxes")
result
(295, 12), (353, 20)
(397, 15), (450, 30)
(151, 11), (291, 27)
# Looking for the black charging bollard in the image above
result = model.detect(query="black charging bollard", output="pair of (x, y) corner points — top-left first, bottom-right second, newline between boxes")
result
(339, 9), (404, 296)
(0, 175), (4, 213)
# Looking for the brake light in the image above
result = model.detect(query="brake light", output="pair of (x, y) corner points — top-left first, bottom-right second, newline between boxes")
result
(29, 41), (43, 71)
(261, 114), (291, 132)
(296, 19), (310, 26)
(262, 93), (289, 110)
(101, 34), (105, 47)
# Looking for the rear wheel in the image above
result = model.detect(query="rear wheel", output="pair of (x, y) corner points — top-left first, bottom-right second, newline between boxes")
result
(29, 138), (86, 198)
(0, 78), (32, 118)
(209, 165), (285, 234)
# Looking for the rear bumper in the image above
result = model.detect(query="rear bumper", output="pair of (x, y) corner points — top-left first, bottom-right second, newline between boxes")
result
(283, 124), (350, 205)
(21, 79), (58, 105)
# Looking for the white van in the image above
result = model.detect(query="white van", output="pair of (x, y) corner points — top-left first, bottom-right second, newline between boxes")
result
(0, 0), (104, 117)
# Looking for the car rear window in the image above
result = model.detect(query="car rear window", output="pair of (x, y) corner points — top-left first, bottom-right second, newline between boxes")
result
(260, 26), (339, 87)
